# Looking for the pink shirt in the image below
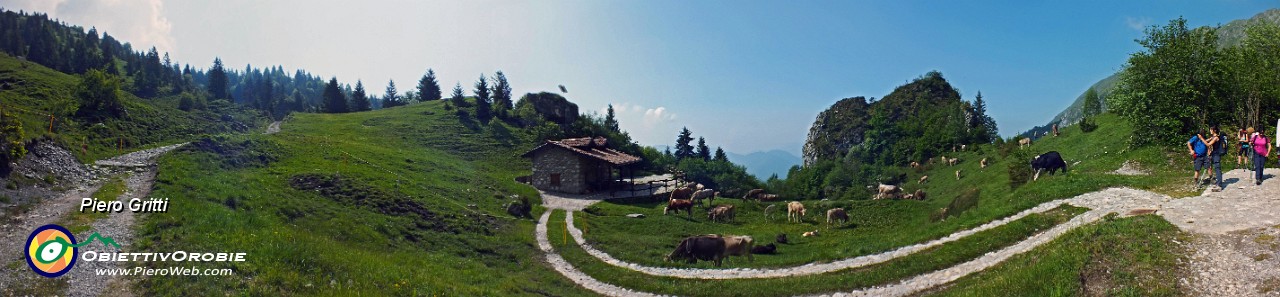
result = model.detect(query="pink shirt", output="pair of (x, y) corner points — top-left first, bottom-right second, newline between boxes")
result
(1254, 135), (1270, 157)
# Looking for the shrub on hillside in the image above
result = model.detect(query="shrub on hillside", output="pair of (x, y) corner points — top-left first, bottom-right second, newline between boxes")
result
(1079, 117), (1099, 133)
(0, 109), (25, 171)
(74, 69), (126, 121)
(1007, 149), (1033, 189)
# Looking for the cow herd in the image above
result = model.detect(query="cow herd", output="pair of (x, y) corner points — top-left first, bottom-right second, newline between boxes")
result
(655, 146), (1069, 267)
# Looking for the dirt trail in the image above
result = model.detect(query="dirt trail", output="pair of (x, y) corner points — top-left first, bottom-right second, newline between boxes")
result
(537, 168), (1280, 296)
(0, 143), (185, 296)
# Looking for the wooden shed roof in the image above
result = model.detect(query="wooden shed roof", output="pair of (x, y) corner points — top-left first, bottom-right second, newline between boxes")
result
(521, 137), (642, 166)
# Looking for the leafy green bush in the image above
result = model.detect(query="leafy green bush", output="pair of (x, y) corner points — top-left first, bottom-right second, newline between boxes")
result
(1007, 149), (1033, 189)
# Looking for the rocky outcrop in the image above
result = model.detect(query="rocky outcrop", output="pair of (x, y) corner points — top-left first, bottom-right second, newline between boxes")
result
(802, 96), (869, 165)
(515, 92), (578, 126)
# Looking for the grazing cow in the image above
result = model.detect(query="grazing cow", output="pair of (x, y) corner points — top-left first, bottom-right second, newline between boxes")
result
(722, 235), (755, 263)
(775, 233), (789, 244)
(743, 188), (765, 201)
(875, 184), (902, 200)
(1031, 151), (1068, 181)
(948, 158), (959, 166)
(787, 201), (807, 223)
(912, 189), (927, 201)
(802, 230), (819, 237)
(751, 243), (777, 255)
(902, 193), (915, 200)
(980, 158), (988, 169)
(941, 156), (949, 165)
(1052, 123), (1060, 137)
(691, 189), (715, 207)
(764, 204), (778, 219)
(918, 175), (929, 184)
(826, 208), (849, 225)
(758, 194), (780, 202)
(910, 161), (920, 168)
(708, 205), (736, 222)
(664, 199), (694, 217)
(669, 187), (695, 201)
(665, 235), (726, 266)
(955, 169), (963, 180)
(1018, 138), (1032, 148)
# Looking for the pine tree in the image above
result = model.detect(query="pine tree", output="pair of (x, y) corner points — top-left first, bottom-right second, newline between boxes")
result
(696, 137), (711, 161)
(491, 71), (513, 117)
(474, 74), (492, 122)
(418, 69), (441, 101)
(383, 79), (402, 108)
(713, 147), (728, 162)
(323, 78), (348, 113)
(451, 82), (466, 106)
(675, 127), (694, 160)
(605, 104), (620, 132)
(351, 80), (371, 111)
(208, 57), (228, 100)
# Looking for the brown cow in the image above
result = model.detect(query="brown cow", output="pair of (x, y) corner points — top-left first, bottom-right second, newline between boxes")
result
(875, 184), (902, 200)
(665, 235), (725, 266)
(743, 188), (765, 201)
(913, 189), (927, 201)
(708, 205), (736, 222)
(722, 235), (755, 263)
(948, 158), (959, 166)
(802, 230), (819, 237)
(1019, 138), (1032, 148)
(826, 208), (849, 225)
(669, 187), (694, 201)
(918, 175), (929, 184)
(910, 161), (920, 168)
(980, 158), (988, 169)
(664, 199), (694, 218)
(787, 201), (806, 223)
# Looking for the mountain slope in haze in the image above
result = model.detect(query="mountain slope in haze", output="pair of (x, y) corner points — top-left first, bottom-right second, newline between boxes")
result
(726, 149), (801, 179)
(1034, 8), (1280, 137)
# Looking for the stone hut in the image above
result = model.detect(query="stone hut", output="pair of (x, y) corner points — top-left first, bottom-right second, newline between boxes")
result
(521, 137), (642, 194)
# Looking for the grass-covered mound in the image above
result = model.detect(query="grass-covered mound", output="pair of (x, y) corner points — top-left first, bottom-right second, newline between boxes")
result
(133, 101), (591, 296)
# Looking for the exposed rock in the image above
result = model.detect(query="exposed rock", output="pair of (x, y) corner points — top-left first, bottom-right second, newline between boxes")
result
(802, 96), (869, 165)
(515, 92), (578, 127)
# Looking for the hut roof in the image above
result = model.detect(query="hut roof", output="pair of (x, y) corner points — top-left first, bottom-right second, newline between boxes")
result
(521, 137), (642, 166)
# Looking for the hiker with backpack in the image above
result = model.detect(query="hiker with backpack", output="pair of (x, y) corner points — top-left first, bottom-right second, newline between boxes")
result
(1250, 128), (1272, 186)
(1187, 130), (1210, 186)
(1199, 126), (1226, 190)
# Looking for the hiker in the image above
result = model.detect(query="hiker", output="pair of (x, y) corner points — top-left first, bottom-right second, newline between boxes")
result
(1250, 128), (1272, 186)
(1200, 126), (1226, 190)
(1187, 130), (1209, 185)
(1238, 128), (1252, 170)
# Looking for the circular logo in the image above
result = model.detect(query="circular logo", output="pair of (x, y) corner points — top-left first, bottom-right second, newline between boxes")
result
(25, 224), (78, 278)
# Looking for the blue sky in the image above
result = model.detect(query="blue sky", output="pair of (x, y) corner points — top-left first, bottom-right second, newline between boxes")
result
(2, 0), (1275, 156)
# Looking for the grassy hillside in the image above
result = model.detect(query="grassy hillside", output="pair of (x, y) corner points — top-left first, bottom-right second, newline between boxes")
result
(561, 113), (1194, 295)
(0, 52), (264, 162)
(133, 101), (592, 296)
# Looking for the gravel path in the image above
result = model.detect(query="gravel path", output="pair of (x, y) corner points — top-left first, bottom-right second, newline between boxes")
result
(0, 143), (183, 296)
(563, 199), (1075, 279)
(533, 185), (1199, 296)
(535, 211), (671, 297)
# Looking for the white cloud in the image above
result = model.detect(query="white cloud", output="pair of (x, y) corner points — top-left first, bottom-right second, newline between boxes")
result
(2, 0), (176, 54)
(643, 106), (677, 124)
(1125, 16), (1152, 32)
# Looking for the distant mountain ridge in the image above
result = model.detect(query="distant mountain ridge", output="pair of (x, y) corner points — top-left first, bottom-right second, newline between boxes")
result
(1029, 9), (1280, 138)
(726, 150), (802, 179)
